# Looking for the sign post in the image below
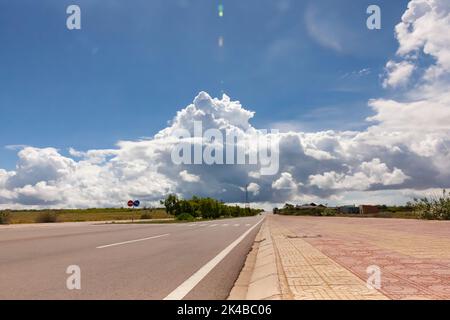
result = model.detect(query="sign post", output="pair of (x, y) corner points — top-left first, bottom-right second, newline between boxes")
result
(127, 200), (140, 222)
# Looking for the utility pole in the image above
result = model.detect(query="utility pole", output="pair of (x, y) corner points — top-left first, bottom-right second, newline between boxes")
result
(245, 183), (250, 210)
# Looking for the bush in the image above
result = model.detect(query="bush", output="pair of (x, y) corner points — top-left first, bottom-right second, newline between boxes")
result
(411, 189), (450, 220)
(0, 211), (11, 224)
(319, 208), (337, 216)
(35, 212), (59, 223)
(140, 213), (152, 220)
(161, 195), (261, 220)
(176, 213), (195, 221)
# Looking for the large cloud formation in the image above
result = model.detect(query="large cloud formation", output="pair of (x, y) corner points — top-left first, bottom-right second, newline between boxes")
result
(1, 0), (449, 209)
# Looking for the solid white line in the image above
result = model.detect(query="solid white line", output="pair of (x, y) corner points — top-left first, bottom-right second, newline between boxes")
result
(96, 234), (170, 249)
(163, 218), (264, 300)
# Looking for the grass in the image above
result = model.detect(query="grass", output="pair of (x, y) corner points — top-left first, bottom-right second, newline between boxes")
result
(335, 211), (417, 219)
(0, 211), (11, 224)
(410, 189), (450, 220)
(277, 210), (417, 220)
(120, 214), (260, 225)
(0, 208), (172, 224)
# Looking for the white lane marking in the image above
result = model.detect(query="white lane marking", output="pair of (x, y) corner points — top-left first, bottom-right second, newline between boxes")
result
(222, 224), (229, 227)
(164, 218), (264, 300)
(199, 224), (208, 227)
(245, 224), (251, 226)
(233, 224), (240, 227)
(96, 234), (170, 249)
(209, 224), (218, 227)
(188, 224), (196, 227)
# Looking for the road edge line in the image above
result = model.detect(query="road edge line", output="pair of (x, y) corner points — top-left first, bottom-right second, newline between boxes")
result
(163, 218), (265, 300)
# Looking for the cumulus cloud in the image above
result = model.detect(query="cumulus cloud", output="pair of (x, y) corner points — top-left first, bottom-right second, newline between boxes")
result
(384, 0), (450, 86)
(1, 0), (450, 209)
(272, 173), (298, 191)
(309, 159), (409, 191)
(383, 60), (416, 88)
(395, 0), (450, 72)
(179, 170), (200, 183)
(246, 183), (260, 196)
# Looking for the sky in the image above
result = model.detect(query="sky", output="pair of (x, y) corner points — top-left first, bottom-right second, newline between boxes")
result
(1, 0), (449, 209)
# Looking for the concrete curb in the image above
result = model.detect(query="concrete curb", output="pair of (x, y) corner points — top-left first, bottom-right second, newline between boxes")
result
(228, 220), (283, 300)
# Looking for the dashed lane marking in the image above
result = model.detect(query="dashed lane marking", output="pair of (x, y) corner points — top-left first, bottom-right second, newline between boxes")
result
(96, 234), (170, 249)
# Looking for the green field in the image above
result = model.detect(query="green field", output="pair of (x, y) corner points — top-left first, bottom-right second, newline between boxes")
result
(0, 208), (172, 224)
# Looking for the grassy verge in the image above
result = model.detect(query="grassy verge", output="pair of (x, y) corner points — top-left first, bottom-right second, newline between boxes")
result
(276, 210), (417, 219)
(332, 211), (417, 219)
(0, 208), (172, 224)
(118, 215), (261, 225)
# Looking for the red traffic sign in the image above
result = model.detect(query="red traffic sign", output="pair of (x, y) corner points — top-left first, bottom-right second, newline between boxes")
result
(127, 200), (134, 207)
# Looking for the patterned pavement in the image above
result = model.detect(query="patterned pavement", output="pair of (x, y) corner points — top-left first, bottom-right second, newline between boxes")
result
(269, 215), (450, 300)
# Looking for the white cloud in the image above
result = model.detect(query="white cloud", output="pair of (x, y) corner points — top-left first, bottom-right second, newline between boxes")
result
(395, 0), (450, 73)
(247, 183), (260, 196)
(309, 159), (409, 191)
(383, 60), (415, 88)
(384, 0), (450, 85)
(179, 170), (200, 183)
(272, 172), (298, 191)
(305, 5), (343, 52)
(0, 86), (448, 208)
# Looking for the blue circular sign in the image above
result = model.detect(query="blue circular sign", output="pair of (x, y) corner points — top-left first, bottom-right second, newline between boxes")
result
(133, 200), (140, 207)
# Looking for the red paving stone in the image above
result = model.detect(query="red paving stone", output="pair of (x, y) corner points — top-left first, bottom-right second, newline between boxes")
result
(272, 215), (450, 300)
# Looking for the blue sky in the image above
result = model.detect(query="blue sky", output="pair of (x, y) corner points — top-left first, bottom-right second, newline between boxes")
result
(0, 0), (409, 171)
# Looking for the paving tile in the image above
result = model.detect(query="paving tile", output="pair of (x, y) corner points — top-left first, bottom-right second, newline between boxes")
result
(268, 215), (450, 300)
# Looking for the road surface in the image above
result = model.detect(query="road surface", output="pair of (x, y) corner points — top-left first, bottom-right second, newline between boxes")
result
(0, 216), (264, 299)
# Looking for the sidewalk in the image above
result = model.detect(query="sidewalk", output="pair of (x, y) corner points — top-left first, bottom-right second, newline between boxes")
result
(268, 216), (387, 300)
(230, 215), (387, 300)
(231, 214), (450, 300)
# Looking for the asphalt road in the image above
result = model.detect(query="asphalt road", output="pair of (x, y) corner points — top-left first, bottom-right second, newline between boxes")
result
(0, 215), (265, 300)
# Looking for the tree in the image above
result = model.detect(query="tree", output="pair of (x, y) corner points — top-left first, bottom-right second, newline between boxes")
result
(161, 194), (179, 216)
(199, 198), (217, 219)
(161, 194), (261, 219)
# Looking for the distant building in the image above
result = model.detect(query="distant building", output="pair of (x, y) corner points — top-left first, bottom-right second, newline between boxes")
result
(359, 205), (379, 214)
(338, 205), (360, 214)
(295, 204), (320, 210)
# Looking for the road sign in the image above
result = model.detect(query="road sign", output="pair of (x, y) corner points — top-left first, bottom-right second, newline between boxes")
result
(127, 200), (134, 207)
(133, 200), (140, 208)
